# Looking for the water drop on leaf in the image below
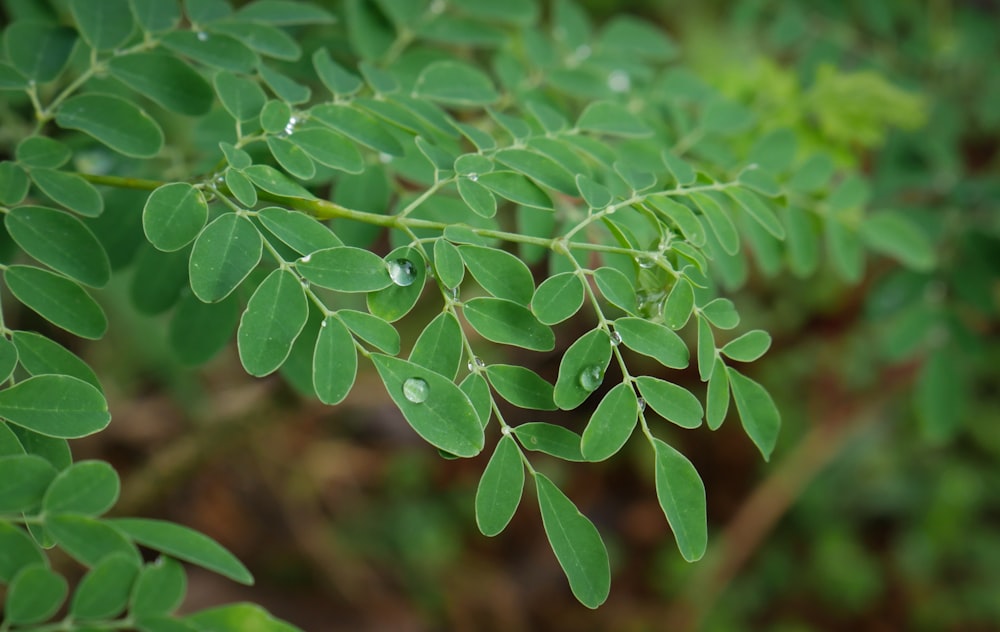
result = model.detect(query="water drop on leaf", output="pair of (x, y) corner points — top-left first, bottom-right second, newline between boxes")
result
(610, 331), (622, 346)
(578, 365), (603, 392)
(468, 172), (479, 182)
(637, 397), (646, 412)
(402, 377), (429, 403)
(387, 258), (417, 287)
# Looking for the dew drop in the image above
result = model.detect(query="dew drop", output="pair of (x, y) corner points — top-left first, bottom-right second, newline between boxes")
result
(607, 70), (630, 93)
(402, 377), (429, 404)
(299, 254), (312, 264)
(379, 152), (393, 164)
(283, 116), (298, 137)
(636, 289), (665, 319)
(320, 319), (328, 328)
(578, 365), (603, 392)
(637, 397), (646, 413)
(387, 258), (417, 287)
(196, 31), (208, 42)
(636, 255), (656, 269)
(467, 172), (479, 182)
(449, 286), (460, 301)
(610, 330), (622, 346)
(501, 425), (512, 436)
(467, 356), (485, 372)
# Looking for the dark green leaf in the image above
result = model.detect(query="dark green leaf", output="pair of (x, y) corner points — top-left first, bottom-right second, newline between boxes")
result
(168, 291), (241, 365)
(214, 71), (266, 121)
(495, 148), (577, 195)
(29, 168), (103, 217)
(860, 211), (935, 271)
(312, 48), (362, 96)
(210, 21), (301, 61)
(142, 183), (208, 252)
(11, 330), (102, 391)
(554, 328), (612, 410)
(258, 63), (311, 103)
(486, 364), (556, 411)
(368, 248), (426, 322)
(662, 277), (695, 330)
(433, 238), (465, 289)
(0, 338), (17, 383)
(636, 377), (703, 429)
(409, 312), (463, 380)
(243, 164), (316, 198)
(47, 515), (138, 566)
(338, 310), (399, 355)
(475, 435), (524, 537)
(460, 373), (492, 428)
(225, 168), (257, 206)
(130, 246), (189, 315)
(413, 60), (499, 106)
(5, 266), (107, 339)
(312, 316), (356, 405)
(614, 317), (689, 369)
(55, 94), (163, 158)
(70, 554), (139, 620)
(5, 206), (111, 287)
(463, 297), (555, 351)
(161, 30), (258, 73)
(652, 438), (707, 562)
(577, 101), (651, 137)
(477, 171), (553, 209)
(593, 266), (638, 315)
(131, 557), (186, 617)
(129, 0), (180, 32)
(0, 375), (109, 438)
(15, 136), (71, 168)
(267, 136), (316, 180)
(457, 177), (498, 218)
(701, 297), (740, 329)
(696, 316), (716, 381)
(514, 423), (585, 461)
(189, 213), (262, 302)
(260, 99), (292, 133)
(257, 207), (342, 255)
(70, 0), (134, 50)
(287, 127), (364, 174)
(0, 161), (30, 205)
(576, 174), (613, 209)
(42, 460), (119, 516)
(0, 454), (57, 512)
(599, 15), (676, 60)
(237, 269), (308, 377)
(706, 357), (730, 430)
(5, 564), (68, 625)
(532, 272), (584, 325)
(459, 245), (535, 306)
(296, 246), (391, 292)
(310, 104), (403, 156)
(691, 192), (739, 256)
(4, 22), (76, 83)
(728, 368), (780, 460)
(0, 522), (45, 582)
(236, 0), (335, 24)
(581, 382), (639, 461)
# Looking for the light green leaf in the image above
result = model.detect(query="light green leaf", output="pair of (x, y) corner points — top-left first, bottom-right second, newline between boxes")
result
(29, 168), (103, 217)
(532, 272), (584, 325)
(495, 148), (577, 195)
(237, 269), (308, 377)
(748, 128), (797, 173)
(371, 354), (484, 457)
(55, 94), (163, 158)
(706, 357), (730, 430)
(652, 439), (707, 562)
(256, 207), (342, 255)
(236, 0), (336, 24)
(243, 164), (315, 198)
(575, 174), (612, 209)
(5, 564), (68, 625)
(554, 328), (612, 410)
(691, 192), (739, 256)
(131, 557), (186, 617)
(161, 30), (258, 73)
(475, 435), (524, 537)
(457, 177), (498, 218)
(721, 330), (772, 363)
(143, 183), (208, 252)
(649, 195), (706, 246)
(728, 368), (781, 460)
(5, 266), (107, 339)
(11, 330), (102, 391)
(225, 168), (258, 206)
(288, 127), (364, 174)
(296, 246), (391, 292)
(368, 247), (427, 322)
(514, 423), (585, 461)
(459, 244), (535, 306)
(577, 101), (651, 137)
(310, 104), (403, 156)
(0, 375), (110, 439)
(260, 99), (292, 133)
(598, 15), (676, 60)
(697, 316), (716, 381)
(110, 518), (252, 584)
(702, 98), (754, 135)
(70, 554), (139, 620)
(312, 316), (356, 405)
(15, 136), (71, 168)
(47, 515), (138, 566)
(825, 217), (865, 283)
(593, 267), (637, 315)
(5, 206), (111, 287)
(726, 187), (785, 239)
(413, 60), (499, 106)
(42, 460), (119, 516)
(321, 316), (386, 365)
(784, 205), (820, 277)
(409, 312), (463, 380)
(486, 364), (556, 411)
(189, 213), (263, 302)
(860, 211), (935, 271)
(70, 0), (134, 50)
(0, 522), (45, 582)
(209, 21), (301, 61)
(266, 136), (316, 180)
(433, 238), (465, 289)
(787, 153), (835, 193)
(4, 22), (76, 83)
(662, 278), (695, 330)
(477, 171), (552, 209)
(0, 161), (30, 205)
(460, 373), (492, 428)
(214, 71), (266, 122)
(0, 455), (57, 513)
(636, 377), (703, 429)
(463, 297), (555, 351)
(581, 382), (639, 461)
(701, 298), (740, 329)
(185, 603), (303, 632)
(0, 62), (28, 90)
(614, 317), (689, 369)
(312, 48), (362, 96)
(128, 0), (180, 33)
(536, 474), (610, 609)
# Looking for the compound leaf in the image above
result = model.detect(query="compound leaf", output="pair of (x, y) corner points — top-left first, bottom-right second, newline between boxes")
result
(475, 435), (524, 537)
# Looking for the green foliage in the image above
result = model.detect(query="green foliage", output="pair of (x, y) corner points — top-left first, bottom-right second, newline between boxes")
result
(0, 0), (943, 626)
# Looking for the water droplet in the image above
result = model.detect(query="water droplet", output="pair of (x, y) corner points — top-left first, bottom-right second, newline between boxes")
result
(429, 0), (446, 14)
(467, 172), (479, 182)
(379, 152), (393, 164)
(578, 365), (603, 392)
(636, 255), (656, 269)
(282, 116), (298, 137)
(196, 31), (208, 42)
(610, 330), (622, 346)
(636, 289), (665, 319)
(607, 70), (630, 93)
(501, 425), (512, 436)
(299, 254), (312, 264)
(449, 286), (459, 300)
(320, 319), (328, 328)
(467, 357), (485, 372)
(387, 258), (417, 287)
(637, 397), (646, 412)
(402, 377), (429, 404)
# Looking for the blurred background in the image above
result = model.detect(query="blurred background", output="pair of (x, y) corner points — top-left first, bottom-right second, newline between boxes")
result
(15, 0), (998, 630)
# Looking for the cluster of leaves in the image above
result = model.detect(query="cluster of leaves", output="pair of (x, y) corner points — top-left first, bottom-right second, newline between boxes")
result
(0, 0), (936, 625)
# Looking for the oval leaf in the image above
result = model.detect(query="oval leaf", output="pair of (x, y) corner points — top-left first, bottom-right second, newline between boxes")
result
(237, 269), (308, 376)
(296, 246), (392, 292)
(5, 205), (111, 287)
(4, 266), (107, 339)
(189, 213), (263, 302)
(475, 435), (524, 537)
(55, 94), (164, 158)
(580, 382), (639, 461)
(0, 375), (110, 438)
(652, 438), (707, 562)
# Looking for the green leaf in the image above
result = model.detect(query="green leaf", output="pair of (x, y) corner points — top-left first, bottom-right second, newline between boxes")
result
(5, 564), (68, 625)
(787, 153), (835, 193)
(257, 207), (342, 255)
(70, 554), (139, 620)
(260, 99), (292, 133)
(5, 206), (111, 287)
(614, 317), (689, 369)
(463, 297), (555, 351)
(701, 298), (740, 329)
(649, 195), (706, 247)
(486, 364), (556, 411)
(210, 21), (301, 61)
(0, 338), (17, 383)
(433, 238), (465, 289)
(460, 373), (492, 428)
(721, 330), (771, 363)
(11, 330), (102, 391)
(42, 460), (119, 516)
(267, 136), (316, 180)
(662, 278), (695, 330)
(748, 128), (797, 173)
(916, 348), (964, 442)
(409, 312), (463, 380)
(702, 98), (754, 135)
(371, 354), (485, 457)
(70, 0), (134, 50)
(636, 377), (703, 429)
(168, 291), (241, 365)
(459, 245), (535, 306)
(728, 369), (780, 460)
(236, 0), (336, 24)
(110, 518), (253, 585)
(575, 174), (613, 209)
(129, 246), (189, 316)
(161, 30), (258, 73)
(142, 184), (209, 252)
(15, 136), (71, 168)
(696, 316), (716, 381)
(581, 382), (639, 461)
(0, 454), (57, 513)
(577, 101), (651, 137)
(0, 522), (45, 582)
(652, 439), (707, 562)
(784, 205), (820, 277)
(312, 316), (356, 405)
(189, 213), (263, 302)
(535, 474), (610, 609)
(29, 168), (103, 217)
(287, 127), (364, 174)
(5, 266), (108, 339)
(0, 375), (110, 439)
(310, 104), (403, 156)
(214, 71), (266, 121)
(312, 48), (362, 96)
(513, 423), (585, 461)
(225, 168), (257, 206)
(413, 60), (499, 106)
(55, 94), (163, 158)
(259, 64), (310, 104)
(599, 15), (676, 60)
(557, 329), (614, 411)
(131, 557), (187, 617)
(726, 187), (785, 239)
(296, 246), (391, 292)
(593, 267), (638, 315)
(185, 603), (303, 632)
(860, 211), (935, 271)
(0, 62), (28, 90)
(706, 357), (730, 430)
(0, 161), (30, 205)
(47, 515), (138, 566)
(4, 22), (76, 83)
(338, 310), (399, 354)
(825, 217), (865, 283)
(532, 272), (584, 325)
(368, 247), (427, 322)
(129, 0), (181, 32)
(244, 165), (315, 199)
(691, 192), (739, 256)
(475, 435), (524, 537)
(457, 177), (497, 218)
(495, 148), (577, 195)
(237, 269), (308, 377)
(477, 171), (552, 209)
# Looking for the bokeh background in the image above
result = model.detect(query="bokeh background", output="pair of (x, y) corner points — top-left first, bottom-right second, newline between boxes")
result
(9, 1), (998, 630)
